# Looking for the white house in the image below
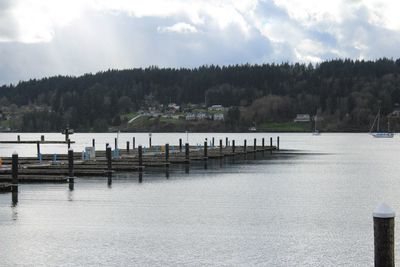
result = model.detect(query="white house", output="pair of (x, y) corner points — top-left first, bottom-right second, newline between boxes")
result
(294, 114), (310, 122)
(185, 113), (196, 120)
(213, 113), (224, 121)
(208, 105), (224, 111)
(196, 112), (208, 120)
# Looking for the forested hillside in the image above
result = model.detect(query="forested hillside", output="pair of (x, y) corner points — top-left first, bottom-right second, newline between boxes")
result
(1, 58), (400, 132)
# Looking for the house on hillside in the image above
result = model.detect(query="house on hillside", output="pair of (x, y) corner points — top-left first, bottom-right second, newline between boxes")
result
(389, 104), (400, 118)
(208, 105), (225, 111)
(294, 114), (310, 122)
(167, 103), (180, 113)
(213, 113), (224, 121)
(185, 113), (196, 121)
(196, 112), (208, 120)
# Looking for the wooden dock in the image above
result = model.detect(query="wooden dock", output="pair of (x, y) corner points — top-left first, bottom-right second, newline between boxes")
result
(0, 137), (280, 184)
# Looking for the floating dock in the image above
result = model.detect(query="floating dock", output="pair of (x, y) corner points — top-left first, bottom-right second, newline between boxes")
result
(0, 137), (280, 184)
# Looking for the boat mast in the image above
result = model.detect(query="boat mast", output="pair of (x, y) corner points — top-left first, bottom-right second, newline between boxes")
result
(377, 108), (380, 132)
(314, 115), (317, 132)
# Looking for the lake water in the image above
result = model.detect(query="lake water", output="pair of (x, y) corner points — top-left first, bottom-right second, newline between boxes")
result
(0, 132), (400, 266)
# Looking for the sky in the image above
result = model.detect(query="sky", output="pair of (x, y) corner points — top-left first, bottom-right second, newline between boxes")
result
(1, 0), (400, 85)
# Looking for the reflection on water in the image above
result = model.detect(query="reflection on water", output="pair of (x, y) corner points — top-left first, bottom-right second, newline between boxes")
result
(1, 133), (400, 266)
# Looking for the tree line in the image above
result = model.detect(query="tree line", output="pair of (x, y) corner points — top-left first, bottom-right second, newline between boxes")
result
(1, 58), (400, 132)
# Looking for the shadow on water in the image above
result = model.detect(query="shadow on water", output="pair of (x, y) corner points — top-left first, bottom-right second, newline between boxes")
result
(80, 149), (315, 185)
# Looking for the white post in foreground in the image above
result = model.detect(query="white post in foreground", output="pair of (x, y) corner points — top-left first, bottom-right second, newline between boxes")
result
(373, 203), (395, 267)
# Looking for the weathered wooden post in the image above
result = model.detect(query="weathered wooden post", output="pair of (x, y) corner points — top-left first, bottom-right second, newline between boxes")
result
(212, 137), (215, 147)
(126, 141), (130, 154)
(114, 138), (118, 150)
(270, 137), (273, 154)
(138, 145), (143, 171)
(132, 137), (136, 150)
(165, 143), (170, 177)
(11, 152), (18, 204)
(149, 133), (152, 148)
(106, 146), (112, 186)
(373, 203), (395, 267)
(254, 138), (257, 152)
(67, 139), (71, 149)
(262, 138), (265, 149)
(226, 137), (228, 147)
(244, 139), (247, 153)
(165, 144), (169, 162)
(92, 138), (95, 148)
(184, 142), (190, 173)
(36, 141), (41, 158)
(277, 136), (280, 150)
(17, 135), (20, 142)
(179, 138), (182, 152)
(68, 148), (74, 190)
(185, 143), (189, 163)
(41, 135), (45, 142)
(204, 141), (208, 159)
(232, 140), (235, 154)
(219, 139), (223, 156)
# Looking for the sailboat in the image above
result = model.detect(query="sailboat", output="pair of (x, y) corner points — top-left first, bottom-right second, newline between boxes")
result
(370, 109), (394, 138)
(312, 115), (320, 135)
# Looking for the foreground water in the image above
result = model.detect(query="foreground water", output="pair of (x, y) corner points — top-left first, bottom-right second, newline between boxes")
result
(0, 132), (400, 266)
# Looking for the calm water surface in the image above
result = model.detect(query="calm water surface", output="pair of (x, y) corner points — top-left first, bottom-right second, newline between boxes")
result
(1, 132), (400, 266)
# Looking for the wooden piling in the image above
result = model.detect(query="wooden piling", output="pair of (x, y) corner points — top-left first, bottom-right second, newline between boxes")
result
(179, 138), (182, 152)
(149, 133), (152, 148)
(68, 149), (74, 178)
(244, 140), (247, 153)
(270, 137), (273, 154)
(254, 138), (257, 152)
(373, 203), (395, 267)
(212, 137), (215, 147)
(226, 137), (228, 147)
(165, 144), (169, 162)
(185, 143), (189, 163)
(68, 149), (74, 190)
(277, 136), (280, 150)
(126, 141), (130, 154)
(36, 141), (40, 158)
(262, 138), (265, 149)
(232, 140), (235, 154)
(11, 152), (18, 204)
(138, 146), (143, 170)
(204, 141), (208, 159)
(106, 145), (112, 174)
(92, 138), (95, 148)
(132, 137), (135, 150)
(114, 138), (118, 150)
(219, 139), (223, 156)
(106, 146), (112, 185)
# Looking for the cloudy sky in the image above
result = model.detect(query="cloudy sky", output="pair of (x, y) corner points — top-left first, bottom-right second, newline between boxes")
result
(1, 0), (400, 85)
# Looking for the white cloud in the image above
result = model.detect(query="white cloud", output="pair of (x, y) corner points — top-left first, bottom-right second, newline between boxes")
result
(157, 22), (198, 34)
(2, 0), (400, 84)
